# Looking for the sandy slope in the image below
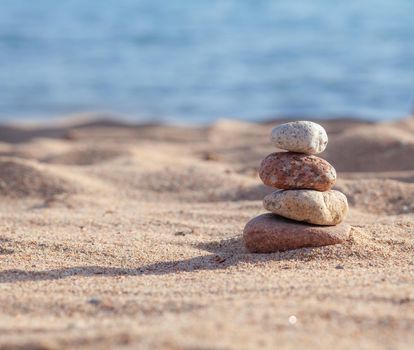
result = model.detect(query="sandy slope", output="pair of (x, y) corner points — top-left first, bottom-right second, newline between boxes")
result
(0, 116), (413, 349)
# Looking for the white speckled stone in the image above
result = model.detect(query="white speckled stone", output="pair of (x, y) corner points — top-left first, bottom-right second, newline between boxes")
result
(270, 121), (328, 154)
(263, 189), (348, 225)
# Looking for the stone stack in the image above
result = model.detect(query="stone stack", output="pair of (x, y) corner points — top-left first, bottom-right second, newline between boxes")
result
(243, 121), (351, 253)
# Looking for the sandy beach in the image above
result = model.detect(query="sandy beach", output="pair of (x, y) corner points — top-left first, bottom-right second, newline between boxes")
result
(0, 116), (413, 349)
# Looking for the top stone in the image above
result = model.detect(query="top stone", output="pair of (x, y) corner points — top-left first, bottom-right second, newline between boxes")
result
(270, 121), (328, 154)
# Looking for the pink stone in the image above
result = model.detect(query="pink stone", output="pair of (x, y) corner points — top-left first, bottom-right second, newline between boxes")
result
(259, 152), (336, 191)
(243, 213), (351, 253)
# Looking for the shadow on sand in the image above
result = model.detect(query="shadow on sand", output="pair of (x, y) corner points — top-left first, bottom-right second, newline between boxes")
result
(0, 236), (307, 284)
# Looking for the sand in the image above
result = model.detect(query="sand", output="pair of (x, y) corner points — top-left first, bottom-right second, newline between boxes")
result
(0, 116), (413, 349)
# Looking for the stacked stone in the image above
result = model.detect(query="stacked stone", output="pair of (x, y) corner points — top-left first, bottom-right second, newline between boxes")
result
(243, 121), (351, 253)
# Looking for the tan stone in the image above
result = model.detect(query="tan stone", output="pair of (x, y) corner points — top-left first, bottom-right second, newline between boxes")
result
(263, 189), (348, 225)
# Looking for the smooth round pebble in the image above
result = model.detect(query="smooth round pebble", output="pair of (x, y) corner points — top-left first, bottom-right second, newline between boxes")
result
(259, 152), (336, 191)
(271, 121), (328, 154)
(263, 189), (348, 225)
(243, 213), (351, 253)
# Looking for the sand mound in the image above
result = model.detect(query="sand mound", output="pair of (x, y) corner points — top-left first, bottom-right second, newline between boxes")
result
(391, 115), (414, 133)
(335, 179), (414, 215)
(283, 224), (408, 264)
(121, 164), (272, 202)
(42, 146), (128, 165)
(198, 120), (271, 175)
(208, 119), (268, 143)
(85, 145), (273, 202)
(0, 139), (71, 162)
(326, 124), (414, 172)
(0, 157), (75, 198)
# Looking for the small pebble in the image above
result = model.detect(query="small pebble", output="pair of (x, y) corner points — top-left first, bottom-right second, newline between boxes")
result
(263, 189), (348, 225)
(88, 297), (101, 305)
(174, 228), (193, 236)
(271, 121), (328, 154)
(259, 152), (336, 191)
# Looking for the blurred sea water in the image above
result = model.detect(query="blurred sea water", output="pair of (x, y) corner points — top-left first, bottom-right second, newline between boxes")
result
(0, 0), (413, 123)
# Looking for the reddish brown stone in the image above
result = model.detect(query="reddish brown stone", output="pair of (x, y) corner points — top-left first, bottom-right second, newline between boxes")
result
(259, 152), (336, 191)
(243, 213), (351, 253)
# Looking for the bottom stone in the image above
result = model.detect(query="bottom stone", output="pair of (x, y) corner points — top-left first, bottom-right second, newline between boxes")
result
(243, 213), (351, 253)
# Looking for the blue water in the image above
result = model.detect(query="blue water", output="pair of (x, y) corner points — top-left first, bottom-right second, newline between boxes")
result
(0, 0), (413, 123)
